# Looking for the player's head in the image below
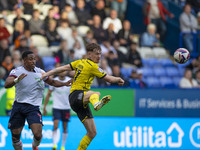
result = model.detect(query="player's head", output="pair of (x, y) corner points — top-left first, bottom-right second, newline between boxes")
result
(86, 43), (101, 63)
(22, 50), (36, 69)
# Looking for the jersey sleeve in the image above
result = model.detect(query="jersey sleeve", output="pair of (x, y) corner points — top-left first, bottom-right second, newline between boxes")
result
(70, 60), (81, 70)
(9, 68), (20, 78)
(91, 64), (107, 79)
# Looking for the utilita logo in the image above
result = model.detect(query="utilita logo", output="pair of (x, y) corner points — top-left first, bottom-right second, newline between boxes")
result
(113, 122), (184, 148)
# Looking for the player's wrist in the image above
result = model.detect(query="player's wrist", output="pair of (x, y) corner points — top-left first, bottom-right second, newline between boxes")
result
(14, 77), (19, 83)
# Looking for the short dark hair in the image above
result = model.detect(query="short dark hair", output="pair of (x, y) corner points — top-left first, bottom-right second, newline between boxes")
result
(22, 51), (33, 59)
(86, 43), (101, 52)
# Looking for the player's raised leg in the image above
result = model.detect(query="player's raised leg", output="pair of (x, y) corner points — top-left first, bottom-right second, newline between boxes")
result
(11, 127), (23, 150)
(30, 124), (43, 150)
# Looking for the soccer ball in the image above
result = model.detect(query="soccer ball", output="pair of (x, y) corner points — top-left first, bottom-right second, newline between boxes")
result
(173, 48), (190, 64)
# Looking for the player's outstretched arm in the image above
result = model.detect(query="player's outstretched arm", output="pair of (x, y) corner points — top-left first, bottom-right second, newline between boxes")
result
(45, 78), (73, 87)
(103, 75), (124, 86)
(41, 64), (72, 80)
(4, 73), (27, 88)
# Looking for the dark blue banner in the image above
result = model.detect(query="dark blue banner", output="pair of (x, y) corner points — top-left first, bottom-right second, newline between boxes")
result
(135, 89), (200, 117)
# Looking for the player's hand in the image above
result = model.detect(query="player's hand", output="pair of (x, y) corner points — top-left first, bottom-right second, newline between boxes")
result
(43, 107), (47, 116)
(41, 73), (48, 80)
(17, 73), (27, 82)
(65, 78), (73, 86)
(118, 78), (124, 86)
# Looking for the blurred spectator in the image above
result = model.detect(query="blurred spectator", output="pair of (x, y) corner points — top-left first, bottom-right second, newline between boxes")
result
(67, 27), (85, 50)
(13, 19), (25, 44)
(31, 46), (45, 70)
(143, 0), (174, 42)
(180, 4), (198, 52)
(73, 40), (86, 59)
(15, 29), (33, 49)
(113, 40), (127, 66)
(8, 0), (22, 10)
(45, 19), (61, 46)
(105, 23), (117, 44)
(12, 50), (22, 68)
(53, 5), (60, 19)
(100, 41), (117, 58)
(83, 30), (94, 45)
(0, 67), (6, 86)
(63, 4), (79, 25)
(0, 39), (10, 64)
(197, 12), (200, 31)
(186, 58), (200, 74)
(1, 55), (14, 79)
(59, 11), (68, 22)
(13, 7), (29, 30)
(44, 8), (57, 30)
(75, 0), (93, 25)
(57, 20), (72, 40)
(179, 69), (199, 88)
(186, 0), (200, 14)
(29, 9), (45, 35)
(97, 58), (112, 86)
(117, 20), (133, 47)
(109, 0), (127, 19)
(55, 40), (69, 64)
(91, 0), (106, 22)
(15, 36), (30, 53)
(195, 70), (200, 85)
(103, 9), (122, 34)
(0, 18), (10, 41)
(107, 51), (119, 67)
(23, 0), (36, 14)
(141, 23), (160, 47)
(0, 0), (8, 11)
(65, 49), (78, 64)
(127, 42), (142, 68)
(89, 15), (106, 44)
(130, 69), (147, 88)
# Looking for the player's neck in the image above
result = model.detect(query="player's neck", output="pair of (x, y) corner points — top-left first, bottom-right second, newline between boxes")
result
(24, 66), (35, 72)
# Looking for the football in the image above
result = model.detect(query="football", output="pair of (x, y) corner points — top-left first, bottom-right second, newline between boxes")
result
(173, 48), (190, 64)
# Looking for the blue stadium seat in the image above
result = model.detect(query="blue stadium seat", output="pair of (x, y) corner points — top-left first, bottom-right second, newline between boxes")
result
(42, 56), (56, 71)
(142, 67), (154, 77)
(120, 67), (133, 79)
(172, 76), (182, 87)
(159, 58), (174, 67)
(153, 67), (166, 77)
(166, 67), (180, 77)
(147, 58), (160, 67)
(178, 67), (185, 77)
(146, 77), (160, 88)
(159, 77), (175, 88)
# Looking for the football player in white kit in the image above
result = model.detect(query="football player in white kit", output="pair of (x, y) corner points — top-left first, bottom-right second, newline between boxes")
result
(4, 51), (72, 150)
(43, 65), (71, 150)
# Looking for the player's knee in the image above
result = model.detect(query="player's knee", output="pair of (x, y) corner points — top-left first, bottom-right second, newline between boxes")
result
(53, 126), (58, 131)
(33, 133), (42, 141)
(12, 133), (21, 141)
(88, 130), (97, 139)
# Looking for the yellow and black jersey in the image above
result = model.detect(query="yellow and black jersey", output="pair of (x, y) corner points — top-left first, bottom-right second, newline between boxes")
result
(70, 59), (106, 93)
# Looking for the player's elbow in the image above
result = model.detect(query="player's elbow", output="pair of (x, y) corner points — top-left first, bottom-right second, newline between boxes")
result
(4, 83), (11, 88)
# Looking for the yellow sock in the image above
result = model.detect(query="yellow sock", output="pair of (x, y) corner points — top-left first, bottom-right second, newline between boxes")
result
(77, 135), (92, 150)
(89, 94), (99, 106)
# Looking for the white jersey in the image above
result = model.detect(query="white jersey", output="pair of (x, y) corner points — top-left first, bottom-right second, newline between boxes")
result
(9, 66), (47, 106)
(49, 76), (71, 110)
